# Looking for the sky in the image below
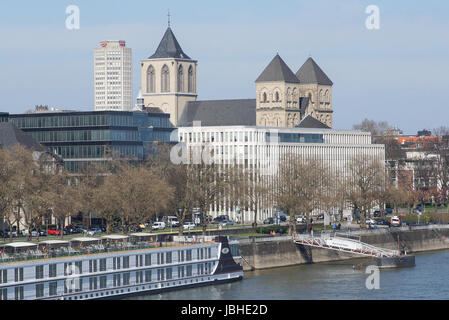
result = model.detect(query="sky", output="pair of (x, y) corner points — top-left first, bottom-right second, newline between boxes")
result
(0, 0), (448, 134)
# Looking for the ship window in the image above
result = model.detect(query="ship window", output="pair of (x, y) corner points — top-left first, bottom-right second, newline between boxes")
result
(49, 264), (57, 278)
(145, 254), (152, 266)
(14, 268), (24, 282)
(0, 270), (7, 284)
(36, 283), (44, 298)
(49, 281), (58, 296)
(0, 288), (7, 300)
(14, 286), (24, 300)
(36, 265), (44, 279)
(145, 270), (152, 282)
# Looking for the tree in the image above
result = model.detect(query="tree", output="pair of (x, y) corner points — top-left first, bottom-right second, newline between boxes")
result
(344, 156), (385, 229)
(273, 154), (331, 235)
(46, 173), (81, 239)
(353, 119), (394, 142)
(230, 163), (269, 231)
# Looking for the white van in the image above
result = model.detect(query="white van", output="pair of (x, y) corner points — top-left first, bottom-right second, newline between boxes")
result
(163, 216), (180, 227)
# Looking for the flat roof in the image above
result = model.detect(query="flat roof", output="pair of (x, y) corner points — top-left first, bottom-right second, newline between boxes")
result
(70, 237), (101, 242)
(102, 235), (129, 240)
(4, 242), (38, 248)
(40, 240), (70, 245)
(129, 233), (156, 237)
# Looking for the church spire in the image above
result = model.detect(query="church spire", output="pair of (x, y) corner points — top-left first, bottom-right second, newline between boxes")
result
(148, 26), (191, 60)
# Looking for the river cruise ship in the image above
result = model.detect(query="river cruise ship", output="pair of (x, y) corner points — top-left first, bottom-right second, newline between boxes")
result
(0, 234), (243, 300)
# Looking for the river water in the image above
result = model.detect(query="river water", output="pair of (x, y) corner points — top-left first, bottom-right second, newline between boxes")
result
(126, 250), (449, 300)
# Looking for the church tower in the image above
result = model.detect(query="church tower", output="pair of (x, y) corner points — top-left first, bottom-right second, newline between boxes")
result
(296, 57), (333, 127)
(255, 54), (301, 127)
(141, 25), (197, 126)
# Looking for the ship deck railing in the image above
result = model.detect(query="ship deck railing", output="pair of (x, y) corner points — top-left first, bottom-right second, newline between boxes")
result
(0, 239), (214, 264)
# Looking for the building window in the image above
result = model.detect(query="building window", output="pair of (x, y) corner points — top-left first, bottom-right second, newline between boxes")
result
(177, 65), (184, 92)
(147, 65), (155, 93)
(275, 91), (280, 102)
(262, 92), (267, 103)
(0, 270), (7, 284)
(100, 276), (107, 289)
(36, 265), (44, 279)
(49, 264), (57, 278)
(145, 254), (151, 266)
(36, 283), (44, 298)
(145, 270), (152, 283)
(99, 259), (107, 272)
(14, 268), (23, 282)
(49, 281), (58, 296)
(188, 66), (194, 93)
(161, 65), (170, 92)
(15, 286), (24, 300)
(123, 273), (130, 286)
(123, 256), (130, 269)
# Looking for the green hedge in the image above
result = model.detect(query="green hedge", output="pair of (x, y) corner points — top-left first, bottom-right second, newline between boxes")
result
(256, 225), (289, 234)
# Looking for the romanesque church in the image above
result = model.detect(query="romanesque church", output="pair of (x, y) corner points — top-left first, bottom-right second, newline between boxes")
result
(139, 25), (334, 129)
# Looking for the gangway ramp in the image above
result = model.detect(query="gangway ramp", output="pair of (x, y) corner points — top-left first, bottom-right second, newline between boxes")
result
(293, 234), (400, 258)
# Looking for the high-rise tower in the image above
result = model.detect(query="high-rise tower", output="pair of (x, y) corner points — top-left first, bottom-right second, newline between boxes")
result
(94, 40), (132, 111)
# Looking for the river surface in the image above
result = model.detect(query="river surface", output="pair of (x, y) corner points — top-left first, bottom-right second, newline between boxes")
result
(125, 250), (449, 300)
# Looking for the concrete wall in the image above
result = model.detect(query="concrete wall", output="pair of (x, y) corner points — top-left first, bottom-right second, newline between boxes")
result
(236, 226), (449, 271)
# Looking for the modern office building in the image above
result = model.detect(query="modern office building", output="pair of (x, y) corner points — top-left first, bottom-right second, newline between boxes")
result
(94, 40), (132, 111)
(176, 118), (385, 222)
(4, 107), (172, 172)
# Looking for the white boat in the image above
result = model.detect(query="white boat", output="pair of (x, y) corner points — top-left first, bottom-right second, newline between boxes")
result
(0, 235), (243, 300)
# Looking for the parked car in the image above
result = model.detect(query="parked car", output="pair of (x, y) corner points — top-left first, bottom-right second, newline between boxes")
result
(152, 222), (166, 230)
(279, 215), (287, 222)
(220, 220), (234, 226)
(366, 218), (377, 225)
(85, 227), (102, 236)
(47, 226), (61, 236)
(213, 215), (229, 224)
(377, 219), (390, 226)
(183, 222), (196, 230)
(390, 216), (401, 227)
(385, 208), (393, 214)
(413, 206), (423, 213)
(263, 217), (275, 225)
(296, 216), (306, 224)
(317, 214), (324, 220)
(374, 210), (381, 217)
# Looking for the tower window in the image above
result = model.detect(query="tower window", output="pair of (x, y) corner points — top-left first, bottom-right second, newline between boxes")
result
(262, 92), (267, 103)
(188, 66), (194, 93)
(177, 65), (184, 92)
(275, 91), (280, 102)
(147, 65), (155, 93)
(161, 65), (170, 92)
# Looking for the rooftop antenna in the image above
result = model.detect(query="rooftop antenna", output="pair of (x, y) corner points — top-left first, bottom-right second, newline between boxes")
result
(167, 9), (171, 28)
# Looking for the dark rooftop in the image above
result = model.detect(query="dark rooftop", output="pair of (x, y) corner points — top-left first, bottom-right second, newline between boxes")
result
(178, 99), (257, 127)
(149, 27), (192, 60)
(0, 123), (45, 151)
(255, 54), (300, 83)
(296, 57), (333, 86)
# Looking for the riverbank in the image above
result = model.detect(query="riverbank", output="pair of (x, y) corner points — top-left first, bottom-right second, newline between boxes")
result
(235, 225), (449, 271)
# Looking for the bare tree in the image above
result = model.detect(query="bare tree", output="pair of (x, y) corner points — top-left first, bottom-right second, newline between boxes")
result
(344, 156), (385, 229)
(273, 154), (331, 235)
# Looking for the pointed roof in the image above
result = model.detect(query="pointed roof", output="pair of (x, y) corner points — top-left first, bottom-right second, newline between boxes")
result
(296, 115), (330, 129)
(0, 123), (46, 151)
(296, 57), (333, 85)
(149, 27), (191, 60)
(256, 54), (300, 83)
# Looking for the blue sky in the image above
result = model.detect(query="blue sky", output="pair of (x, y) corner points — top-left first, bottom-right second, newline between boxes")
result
(0, 0), (448, 134)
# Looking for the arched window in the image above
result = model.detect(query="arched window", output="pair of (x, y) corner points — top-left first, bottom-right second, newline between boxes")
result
(177, 65), (184, 92)
(161, 65), (170, 92)
(319, 89), (324, 103)
(325, 90), (329, 102)
(147, 65), (155, 93)
(262, 92), (267, 103)
(188, 66), (194, 93)
(275, 91), (280, 102)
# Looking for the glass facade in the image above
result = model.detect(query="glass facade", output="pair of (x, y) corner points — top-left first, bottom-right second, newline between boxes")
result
(6, 111), (173, 172)
(266, 132), (324, 144)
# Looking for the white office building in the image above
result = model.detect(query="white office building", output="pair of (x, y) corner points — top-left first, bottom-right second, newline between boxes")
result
(94, 40), (132, 111)
(176, 118), (385, 222)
